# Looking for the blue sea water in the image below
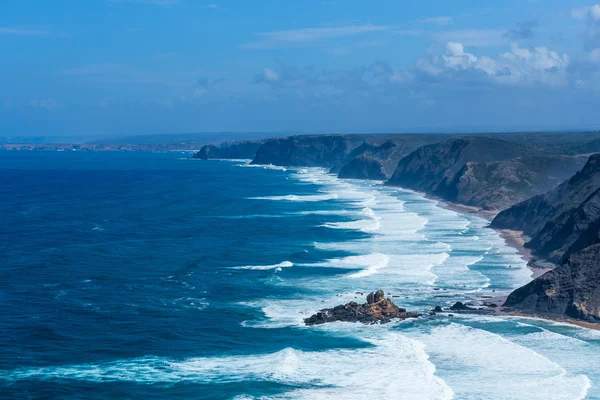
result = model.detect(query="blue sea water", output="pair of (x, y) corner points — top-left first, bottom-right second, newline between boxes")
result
(1, 151), (600, 399)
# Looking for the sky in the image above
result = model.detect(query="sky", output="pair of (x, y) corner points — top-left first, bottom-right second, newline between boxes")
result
(2, 0), (600, 137)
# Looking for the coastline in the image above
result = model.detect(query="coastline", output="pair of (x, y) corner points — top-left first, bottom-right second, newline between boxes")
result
(421, 194), (553, 279)
(421, 195), (600, 330)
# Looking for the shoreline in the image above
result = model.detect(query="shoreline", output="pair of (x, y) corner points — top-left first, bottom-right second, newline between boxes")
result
(422, 194), (553, 279)
(422, 195), (600, 330)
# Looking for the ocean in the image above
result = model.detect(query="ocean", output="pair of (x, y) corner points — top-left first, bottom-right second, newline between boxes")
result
(1, 151), (599, 399)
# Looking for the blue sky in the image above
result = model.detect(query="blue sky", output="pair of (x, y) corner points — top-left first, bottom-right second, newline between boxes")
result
(2, 0), (600, 136)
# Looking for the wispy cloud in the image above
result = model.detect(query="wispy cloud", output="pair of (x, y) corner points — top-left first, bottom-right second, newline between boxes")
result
(418, 16), (454, 26)
(0, 27), (48, 36)
(200, 4), (225, 11)
(572, 4), (600, 20)
(244, 24), (388, 49)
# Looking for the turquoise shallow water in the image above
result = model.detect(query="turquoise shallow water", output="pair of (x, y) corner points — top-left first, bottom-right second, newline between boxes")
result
(1, 151), (599, 399)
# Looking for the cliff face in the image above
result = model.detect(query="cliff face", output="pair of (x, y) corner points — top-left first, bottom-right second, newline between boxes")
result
(504, 243), (600, 321)
(330, 135), (451, 179)
(492, 154), (600, 263)
(192, 141), (262, 160)
(251, 134), (451, 175)
(386, 137), (541, 198)
(444, 155), (587, 211)
(251, 135), (357, 168)
(338, 155), (387, 180)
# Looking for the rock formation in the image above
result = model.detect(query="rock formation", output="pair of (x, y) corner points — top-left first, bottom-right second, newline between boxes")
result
(304, 290), (420, 325)
(503, 244), (600, 321)
(337, 154), (387, 180)
(192, 141), (262, 160)
(492, 153), (600, 263)
(444, 155), (587, 211)
(386, 137), (541, 195)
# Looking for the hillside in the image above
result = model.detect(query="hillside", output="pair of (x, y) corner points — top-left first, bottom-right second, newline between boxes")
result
(385, 137), (541, 196)
(492, 154), (600, 263)
(503, 243), (600, 321)
(192, 141), (263, 160)
(444, 155), (588, 211)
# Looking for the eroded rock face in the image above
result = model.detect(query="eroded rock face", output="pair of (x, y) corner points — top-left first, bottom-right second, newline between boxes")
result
(192, 141), (262, 160)
(492, 154), (600, 264)
(338, 155), (387, 180)
(304, 290), (421, 325)
(504, 243), (600, 321)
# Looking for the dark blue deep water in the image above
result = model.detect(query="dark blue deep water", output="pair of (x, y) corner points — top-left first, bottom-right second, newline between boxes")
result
(1, 151), (600, 399)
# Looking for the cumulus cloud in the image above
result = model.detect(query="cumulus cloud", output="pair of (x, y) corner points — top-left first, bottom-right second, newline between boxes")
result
(253, 61), (307, 85)
(505, 20), (538, 39)
(415, 42), (570, 86)
(572, 4), (600, 20)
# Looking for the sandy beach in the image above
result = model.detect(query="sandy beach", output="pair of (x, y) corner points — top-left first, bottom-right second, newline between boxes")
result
(426, 196), (600, 330)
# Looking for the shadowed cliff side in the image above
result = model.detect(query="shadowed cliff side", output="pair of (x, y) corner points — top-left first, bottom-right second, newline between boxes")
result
(386, 137), (542, 194)
(444, 155), (588, 211)
(192, 141), (263, 160)
(504, 244), (600, 321)
(492, 153), (600, 263)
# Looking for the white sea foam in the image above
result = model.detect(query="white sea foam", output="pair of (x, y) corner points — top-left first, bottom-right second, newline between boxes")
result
(410, 323), (591, 400)
(0, 332), (453, 400)
(232, 163), (597, 399)
(233, 261), (294, 271)
(239, 163), (288, 171)
(249, 194), (338, 202)
(320, 207), (381, 233)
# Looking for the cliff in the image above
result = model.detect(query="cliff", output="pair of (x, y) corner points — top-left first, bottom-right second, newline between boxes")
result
(250, 134), (450, 174)
(504, 243), (600, 321)
(338, 154), (387, 180)
(330, 135), (451, 179)
(385, 137), (542, 200)
(492, 154), (600, 263)
(444, 155), (587, 211)
(251, 135), (358, 168)
(192, 141), (262, 160)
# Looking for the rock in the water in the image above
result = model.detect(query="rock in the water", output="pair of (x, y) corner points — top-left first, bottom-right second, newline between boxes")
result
(304, 291), (421, 325)
(366, 292), (375, 304)
(450, 301), (475, 311)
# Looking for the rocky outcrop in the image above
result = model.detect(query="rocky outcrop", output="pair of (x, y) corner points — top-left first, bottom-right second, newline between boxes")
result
(338, 155), (387, 180)
(504, 244), (600, 321)
(251, 135), (357, 168)
(492, 154), (600, 263)
(251, 134), (450, 173)
(304, 290), (420, 325)
(192, 141), (262, 160)
(386, 137), (541, 199)
(444, 155), (587, 211)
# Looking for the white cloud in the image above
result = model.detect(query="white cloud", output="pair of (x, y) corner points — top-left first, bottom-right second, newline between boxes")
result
(244, 24), (388, 49)
(262, 68), (280, 83)
(572, 4), (600, 20)
(416, 42), (570, 86)
(418, 16), (454, 26)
